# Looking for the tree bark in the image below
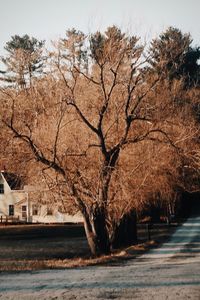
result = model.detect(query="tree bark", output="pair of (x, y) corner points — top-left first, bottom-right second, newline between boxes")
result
(82, 206), (110, 256)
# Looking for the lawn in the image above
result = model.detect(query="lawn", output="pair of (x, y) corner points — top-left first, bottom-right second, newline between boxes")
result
(0, 223), (177, 271)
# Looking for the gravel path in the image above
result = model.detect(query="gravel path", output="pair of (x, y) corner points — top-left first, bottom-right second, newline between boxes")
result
(0, 213), (200, 299)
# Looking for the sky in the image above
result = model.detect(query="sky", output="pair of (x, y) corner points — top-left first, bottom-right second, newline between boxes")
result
(0, 0), (199, 55)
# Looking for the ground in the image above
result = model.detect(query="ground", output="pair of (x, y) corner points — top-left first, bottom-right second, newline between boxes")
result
(0, 211), (200, 299)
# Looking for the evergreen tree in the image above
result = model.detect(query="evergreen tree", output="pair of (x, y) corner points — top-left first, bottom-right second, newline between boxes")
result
(148, 27), (200, 88)
(0, 35), (45, 88)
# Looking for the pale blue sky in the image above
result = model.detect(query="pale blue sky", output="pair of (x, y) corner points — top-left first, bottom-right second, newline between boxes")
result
(0, 0), (199, 55)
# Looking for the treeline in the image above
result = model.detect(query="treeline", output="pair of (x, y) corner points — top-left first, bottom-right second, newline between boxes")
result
(0, 26), (199, 256)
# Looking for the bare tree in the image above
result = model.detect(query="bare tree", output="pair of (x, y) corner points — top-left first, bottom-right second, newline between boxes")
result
(2, 26), (198, 256)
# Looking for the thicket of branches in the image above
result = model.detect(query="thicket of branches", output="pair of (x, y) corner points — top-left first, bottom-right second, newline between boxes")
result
(0, 26), (199, 256)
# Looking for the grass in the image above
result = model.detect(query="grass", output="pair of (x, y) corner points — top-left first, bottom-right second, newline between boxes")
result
(0, 223), (177, 272)
(0, 241), (157, 271)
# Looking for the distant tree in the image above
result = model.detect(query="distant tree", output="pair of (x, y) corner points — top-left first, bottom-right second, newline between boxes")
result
(147, 27), (200, 88)
(180, 47), (200, 87)
(60, 28), (88, 71)
(0, 35), (45, 88)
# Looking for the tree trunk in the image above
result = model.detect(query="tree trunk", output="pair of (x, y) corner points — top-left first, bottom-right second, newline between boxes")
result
(149, 205), (162, 223)
(111, 209), (137, 249)
(80, 151), (120, 256)
(82, 206), (110, 256)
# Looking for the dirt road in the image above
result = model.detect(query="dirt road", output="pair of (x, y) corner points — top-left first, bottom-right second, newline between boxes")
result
(0, 212), (200, 299)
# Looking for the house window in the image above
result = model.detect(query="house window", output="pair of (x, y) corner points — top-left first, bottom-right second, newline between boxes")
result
(47, 207), (53, 215)
(0, 184), (4, 194)
(9, 205), (14, 216)
(21, 205), (27, 218)
(32, 204), (38, 216)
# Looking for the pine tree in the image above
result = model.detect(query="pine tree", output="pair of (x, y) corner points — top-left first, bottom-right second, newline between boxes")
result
(1, 35), (45, 88)
(147, 27), (200, 88)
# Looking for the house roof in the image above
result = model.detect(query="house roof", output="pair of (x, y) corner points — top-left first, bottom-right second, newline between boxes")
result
(2, 172), (23, 190)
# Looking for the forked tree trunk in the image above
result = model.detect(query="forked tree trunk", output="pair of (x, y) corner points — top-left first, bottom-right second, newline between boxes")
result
(82, 206), (111, 256)
(111, 209), (137, 249)
(81, 150), (121, 256)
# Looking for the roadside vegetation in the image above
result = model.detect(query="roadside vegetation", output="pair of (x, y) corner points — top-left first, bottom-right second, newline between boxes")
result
(0, 25), (199, 257)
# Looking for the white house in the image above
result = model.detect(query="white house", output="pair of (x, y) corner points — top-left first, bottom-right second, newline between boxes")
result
(0, 171), (83, 223)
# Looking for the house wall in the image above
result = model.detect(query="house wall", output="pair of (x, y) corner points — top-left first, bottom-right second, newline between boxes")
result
(11, 191), (28, 220)
(30, 208), (83, 223)
(0, 173), (26, 218)
(0, 173), (83, 223)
